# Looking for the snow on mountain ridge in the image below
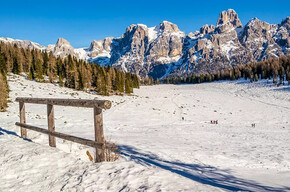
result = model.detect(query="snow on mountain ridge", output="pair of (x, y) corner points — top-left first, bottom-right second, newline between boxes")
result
(148, 26), (158, 42)
(1, 9), (289, 79)
(0, 37), (46, 50)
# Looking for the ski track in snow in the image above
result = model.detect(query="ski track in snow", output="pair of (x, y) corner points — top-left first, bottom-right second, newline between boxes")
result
(0, 75), (290, 191)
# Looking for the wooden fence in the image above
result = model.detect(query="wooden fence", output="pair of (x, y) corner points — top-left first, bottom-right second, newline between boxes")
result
(15, 97), (112, 162)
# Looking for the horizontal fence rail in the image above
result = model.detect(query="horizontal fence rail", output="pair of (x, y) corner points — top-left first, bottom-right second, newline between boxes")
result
(15, 97), (111, 162)
(15, 97), (112, 109)
(15, 122), (103, 148)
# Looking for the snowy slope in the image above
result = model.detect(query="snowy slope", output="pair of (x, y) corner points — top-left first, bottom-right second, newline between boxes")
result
(0, 75), (290, 191)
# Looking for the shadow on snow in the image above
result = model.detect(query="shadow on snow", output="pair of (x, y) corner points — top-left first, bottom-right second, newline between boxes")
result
(274, 86), (290, 92)
(0, 127), (32, 142)
(1, 126), (289, 191)
(120, 145), (290, 192)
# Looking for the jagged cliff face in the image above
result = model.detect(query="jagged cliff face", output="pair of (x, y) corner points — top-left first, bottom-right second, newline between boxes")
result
(110, 24), (149, 75)
(144, 22), (185, 78)
(239, 18), (281, 61)
(76, 10), (289, 79)
(85, 37), (113, 65)
(166, 10), (243, 77)
(88, 37), (113, 57)
(108, 21), (185, 78)
(275, 17), (290, 54)
(216, 9), (242, 33)
(169, 9), (253, 77)
(168, 10), (289, 78)
(53, 38), (74, 57)
(43, 38), (75, 58)
(1, 9), (289, 79)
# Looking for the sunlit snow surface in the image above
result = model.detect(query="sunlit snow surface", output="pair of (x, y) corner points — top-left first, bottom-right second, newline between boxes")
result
(0, 75), (289, 191)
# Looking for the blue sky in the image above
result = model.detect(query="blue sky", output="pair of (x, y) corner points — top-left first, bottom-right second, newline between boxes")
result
(1, 0), (289, 48)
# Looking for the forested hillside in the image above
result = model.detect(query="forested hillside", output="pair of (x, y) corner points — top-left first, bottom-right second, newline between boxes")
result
(0, 42), (141, 110)
(164, 55), (290, 85)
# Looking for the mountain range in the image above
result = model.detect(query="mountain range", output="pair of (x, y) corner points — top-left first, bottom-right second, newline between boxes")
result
(1, 9), (289, 79)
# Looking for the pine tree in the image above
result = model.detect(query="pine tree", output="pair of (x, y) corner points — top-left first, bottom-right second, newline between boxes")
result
(12, 57), (20, 74)
(28, 66), (35, 80)
(105, 67), (112, 95)
(0, 53), (7, 75)
(0, 72), (8, 111)
(96, 72), (105, 95)
(115, 72), (124, 93)
(35, 58), (44, 80)
(78, 68), (85, 90)
(23, 49), (32, 72)
(125, 73), (133, 94)
(59, 75), (64, 87)
(42, 51), (49, 75)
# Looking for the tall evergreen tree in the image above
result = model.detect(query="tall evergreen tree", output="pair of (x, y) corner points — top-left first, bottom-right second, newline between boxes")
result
(0, 72), (8, 111)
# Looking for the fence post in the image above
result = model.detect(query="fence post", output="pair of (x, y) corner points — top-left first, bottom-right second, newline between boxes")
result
(47, 104), (56, 147)
(19, 102), (27, 138)
(94, 107), (105, 162)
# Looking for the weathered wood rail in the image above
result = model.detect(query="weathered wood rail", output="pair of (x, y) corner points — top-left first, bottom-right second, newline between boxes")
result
(15, 97), (112, 162)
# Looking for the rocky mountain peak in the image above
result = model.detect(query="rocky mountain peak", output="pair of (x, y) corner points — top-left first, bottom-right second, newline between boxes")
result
(248, 17), (263, 24)
(275, 17), (290, 51)
(125, 24), (135, 34)
(280, 17), (290, 30)
(123, 24), (148, 39)
(200, 24), (216, 35)
(281, 17), (290, 25)
(216, 9), (242, 33)
(103, 37), (114, 50)
(88, 40), (102, 52)
(88, 37), (113, 58)
(54, 38), (74, 57)
(136, 24), (148, 29)
(217, 9), (241, 26)
(246, 17), (272, 31)
(55, 38), (71, 47)
(159, 21), (180, 32)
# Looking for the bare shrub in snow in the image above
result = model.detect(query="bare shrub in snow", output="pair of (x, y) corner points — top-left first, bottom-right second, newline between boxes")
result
(104, 139), (120, 162)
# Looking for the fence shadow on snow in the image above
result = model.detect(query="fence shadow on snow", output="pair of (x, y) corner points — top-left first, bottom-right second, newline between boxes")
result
(119, 145), (290, 192)
(1, 126), (289, 191)
(0, 127), (32, 142)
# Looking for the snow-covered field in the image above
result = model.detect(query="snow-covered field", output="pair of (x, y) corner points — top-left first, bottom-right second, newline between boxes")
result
(0, 75), (290, 191)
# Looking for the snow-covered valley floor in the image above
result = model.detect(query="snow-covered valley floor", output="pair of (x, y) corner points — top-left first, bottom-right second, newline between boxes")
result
(0, 75), (290, 191)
